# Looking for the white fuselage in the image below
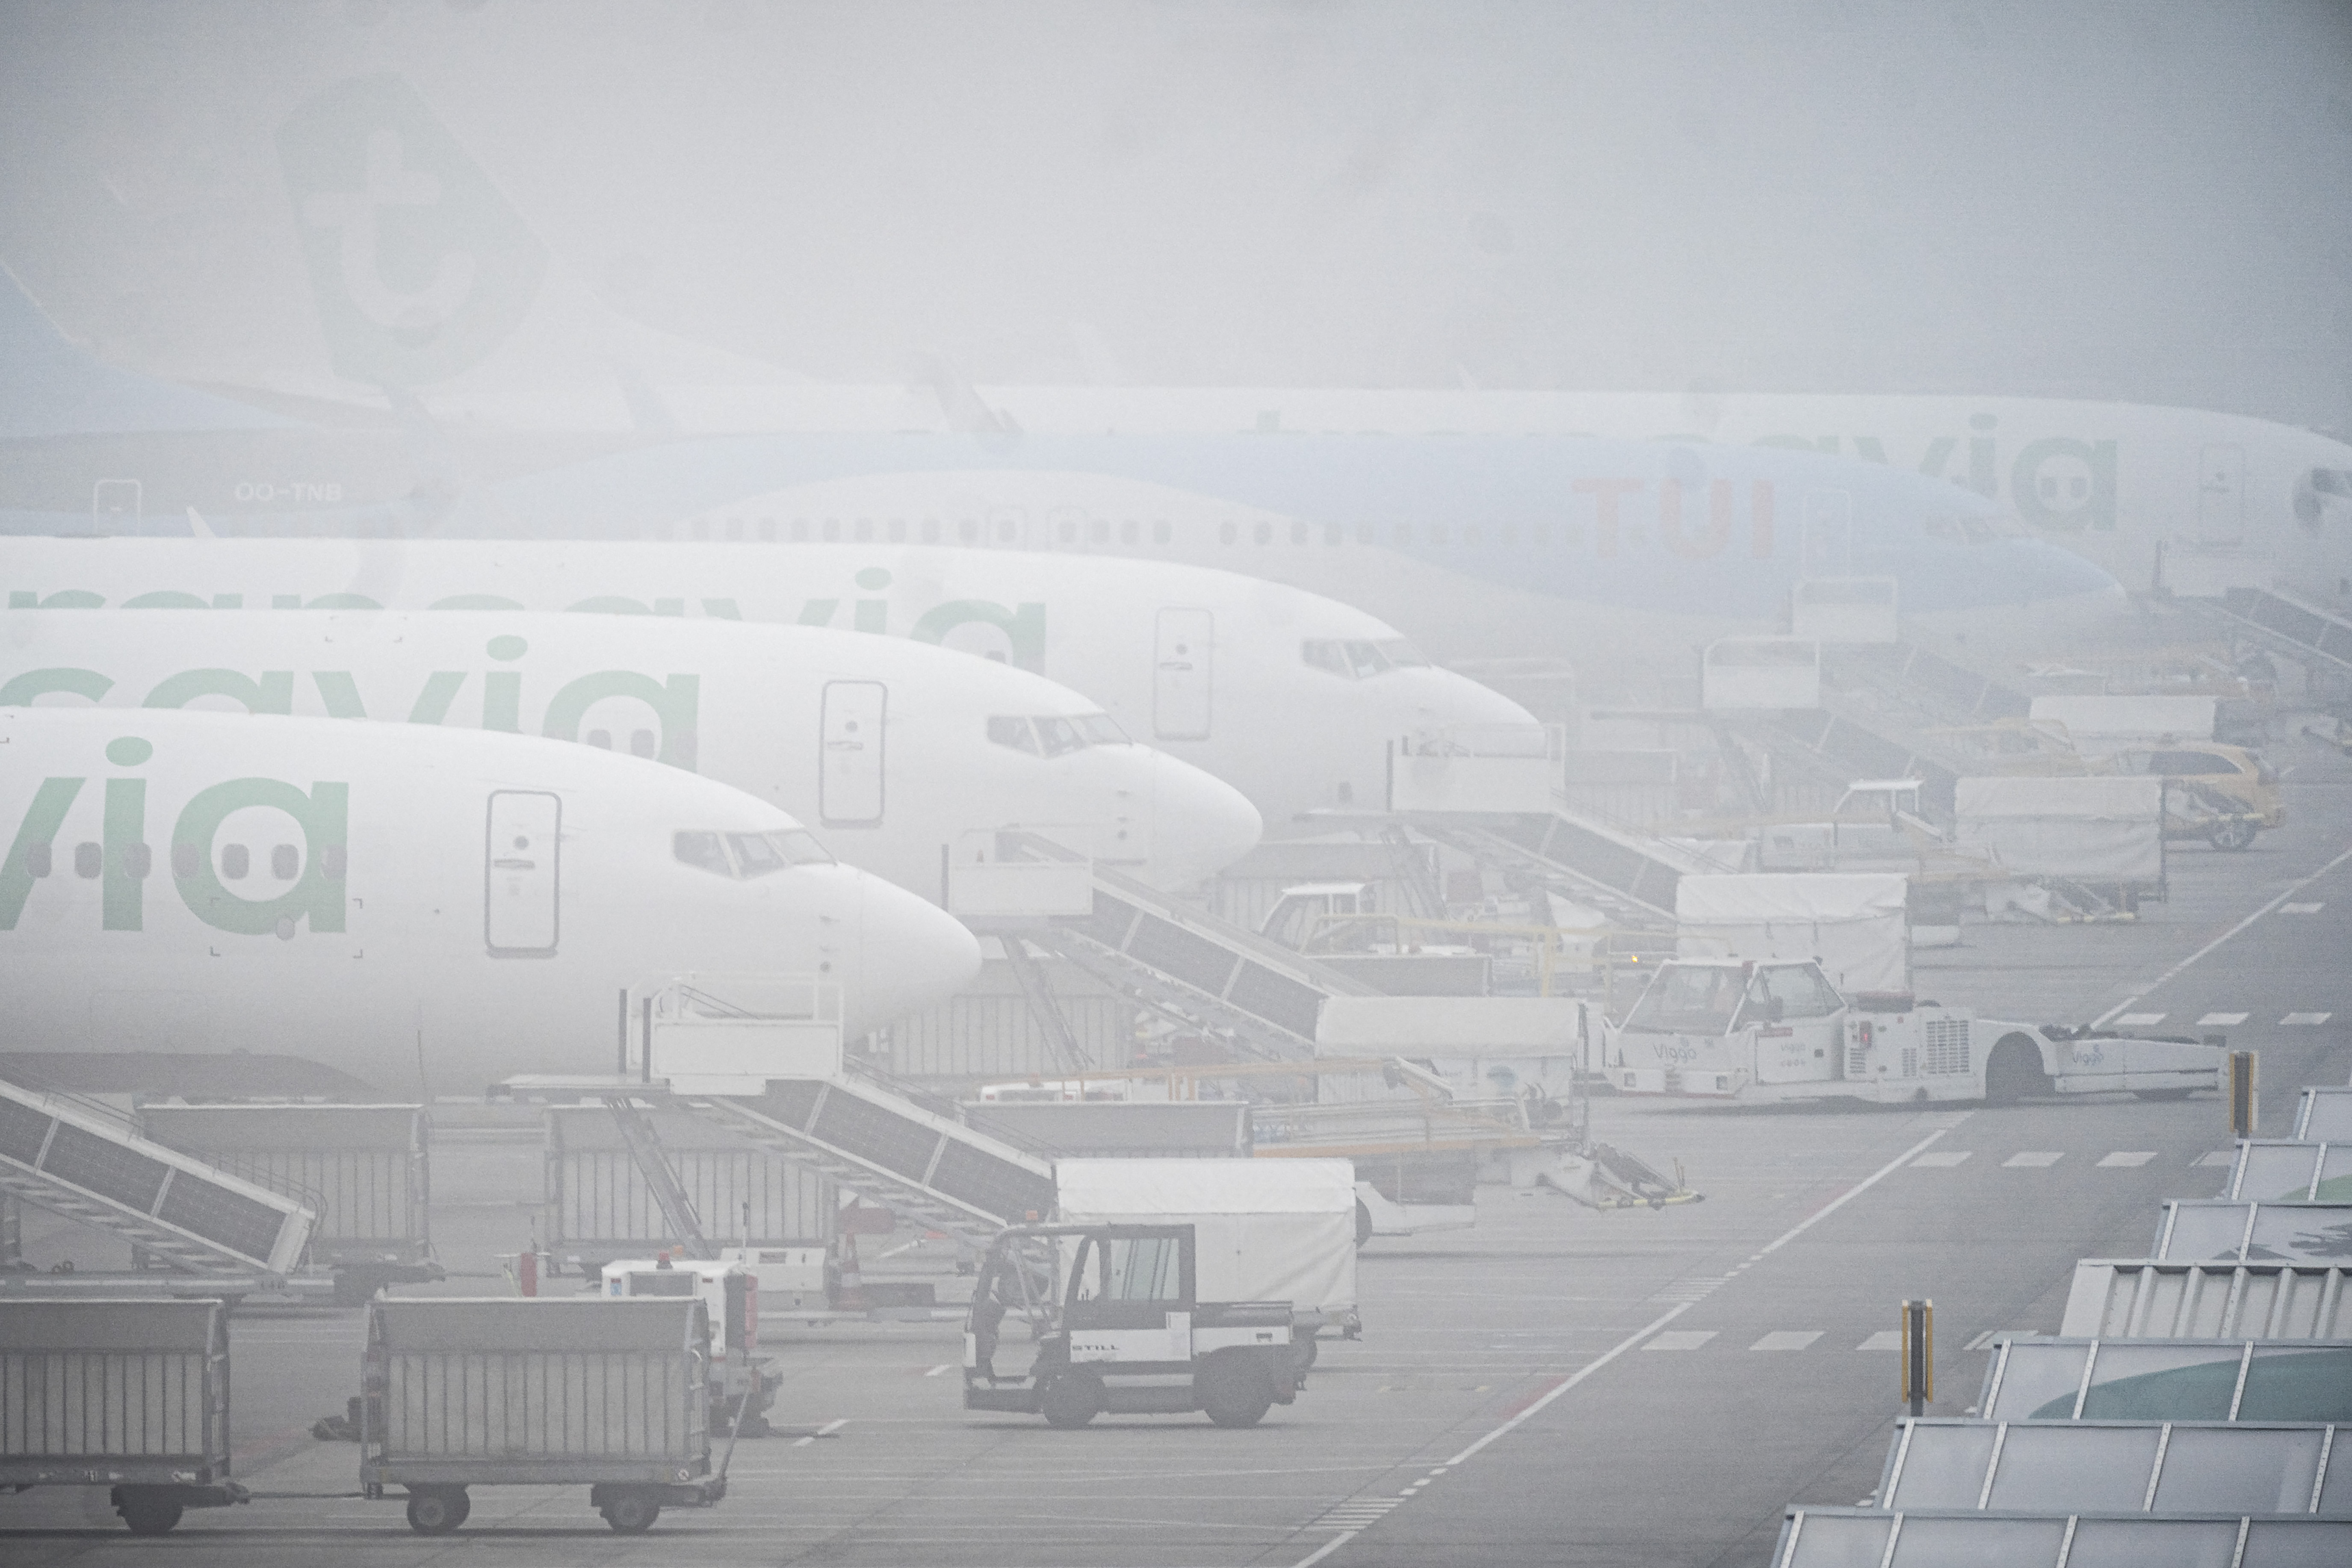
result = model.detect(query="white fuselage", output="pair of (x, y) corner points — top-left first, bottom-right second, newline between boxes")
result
(0, 611), (1261, 895)
(2, 542), (1534, 829)
(0, 707), (981, 1091)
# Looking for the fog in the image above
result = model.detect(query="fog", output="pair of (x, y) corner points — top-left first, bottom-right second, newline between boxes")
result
(3, 0), (2349, 425)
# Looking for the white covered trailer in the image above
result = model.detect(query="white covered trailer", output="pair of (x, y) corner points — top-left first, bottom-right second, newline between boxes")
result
(1674, 873), (1909, 996)
(2029, 695), (2219, 753)
(1601, 958), (2221, 1105)
(1953, 776), (2166, 887)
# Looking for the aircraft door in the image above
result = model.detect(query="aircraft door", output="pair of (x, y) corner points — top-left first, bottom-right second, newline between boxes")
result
(821, 681), (886, 825)
(2197, 443), (2247, 543)
(1800, 490), (1853, 578)
(1154, 608), (1213, 741)
(485, 791), (561, 957)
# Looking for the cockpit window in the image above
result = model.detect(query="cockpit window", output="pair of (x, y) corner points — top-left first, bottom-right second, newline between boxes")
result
(676, 828), (833, 877)
(988, 715), (1128, 754)
(1303, 637), (1433, 679)
(2310, 468), (2352, 499)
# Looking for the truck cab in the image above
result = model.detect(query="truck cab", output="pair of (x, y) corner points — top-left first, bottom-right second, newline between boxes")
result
(963, 1223), (1298, 1429)
(1611, 960), (1846, 1094)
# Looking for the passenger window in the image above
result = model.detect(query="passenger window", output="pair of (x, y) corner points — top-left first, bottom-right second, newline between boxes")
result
(1253, 521), (1272, 545)
(123, 844), (151, 879)
(272, 844), (300, 879)
(586, 729), (612, 749)
(1090, 518), (1108, 544)
(220, 844), (248, 880)
(960, 518), (978, 543)
(854, 519), (872, 542)
(790, 519), (809, 541)
(729, 833), (787, 878)
(74, 842), (100, 879)
(1289, 520), (1309, 545)
(889, 518), (906, 542)
(630, 729), (656, 759)
(1219, 522), (1237, 546)
(987, 717), (1040, 754)
(322, 845), (349, 880)
(171, 843), (197, 878)
(1153, 520), (1171, 545)
(758, 518), (777, 541)
(922, 518), (940, 543)
(24, 843), (50, 878)
(1036, 717), (1086, 757)
(673, 831), (732, 877)
(1120, 520), (1138, 545)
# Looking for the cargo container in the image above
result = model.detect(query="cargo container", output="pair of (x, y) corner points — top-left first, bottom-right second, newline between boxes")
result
(0, 1298), (247, 1534)
(360, 1296), (730, 1534)
(544, 1105), (832, 1274)
(138, 1103), (436, 1301)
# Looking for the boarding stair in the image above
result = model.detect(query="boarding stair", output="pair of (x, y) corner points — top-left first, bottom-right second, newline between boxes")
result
(601, 1096), (712, 1256)
(1408, 809), (1704, 927)
(989, 833), (1386, 1063)
(0, 1075), (313, 1276)
(2179, 587), (2352, 679)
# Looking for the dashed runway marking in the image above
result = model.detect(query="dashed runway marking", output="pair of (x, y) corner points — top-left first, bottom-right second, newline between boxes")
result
(2003, 1151), (2065, 1168)
(1643, 1330), (1717, 1351)
(1856, 1330), (1903, 1351)
(2198, 1012), (2251, 1026)
(2097, 1151), (2157, 1168)
(2280, 902), (2326, 915)
(2114, 1012), (2167, 1027)
(1910, 1151), (1972, 1168)
(1750, 1331), (1823, 1351)
(2282, 1012), (2334, 1026)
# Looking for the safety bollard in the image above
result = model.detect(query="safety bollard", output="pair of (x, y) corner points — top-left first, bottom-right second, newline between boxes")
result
(2229, 1051), (2259, 1140)
(1900, 1299), (1933, 1417)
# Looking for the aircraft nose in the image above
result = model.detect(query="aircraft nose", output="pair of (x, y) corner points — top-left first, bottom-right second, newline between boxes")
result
(1142, 751), (1264, 889)
(827, 867), (982, 1036)
(1405, 669), (1541, 731)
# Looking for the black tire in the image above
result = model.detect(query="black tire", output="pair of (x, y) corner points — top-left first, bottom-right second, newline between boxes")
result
(405, 1486), (468, 1535)
(1294, 1334), (1320, 1372)
(1983, 1036), (2046, 1105)
(1040, 1370), (1103, 1429)
(1354, 1198), (1374, 1247)
(2209, 819), (2259, 850)
(117, 1492), (182, 1536)
(1199, 1353), (1276, 1429)
(601, 1490), (661, 1534)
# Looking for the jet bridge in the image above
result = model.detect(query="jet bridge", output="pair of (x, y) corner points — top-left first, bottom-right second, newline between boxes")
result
(0, 1075), (314, 1278)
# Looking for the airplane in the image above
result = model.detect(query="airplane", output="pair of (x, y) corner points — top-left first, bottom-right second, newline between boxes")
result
(3, 541), (1534, 826)
(0, 609), (1264, 895)
(0, 706), (983, 1093)
(961, 387), (2352, 604)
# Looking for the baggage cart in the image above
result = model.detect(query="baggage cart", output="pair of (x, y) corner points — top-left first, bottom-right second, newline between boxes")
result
(360, 1296), (733, 1534)
(0, 1298), (247, 1534)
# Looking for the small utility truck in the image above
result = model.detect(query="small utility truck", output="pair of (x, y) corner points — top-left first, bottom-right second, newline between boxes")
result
(1601, 958), (2222, 1105)
(962, 1223), (1300, 1429)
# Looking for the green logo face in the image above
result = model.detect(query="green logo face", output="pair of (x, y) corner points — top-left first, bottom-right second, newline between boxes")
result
(276, 74), (546, 387)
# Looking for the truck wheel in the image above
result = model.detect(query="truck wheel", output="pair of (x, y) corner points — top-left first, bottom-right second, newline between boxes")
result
(1293, 1334), (1320, 1372)
(1984, 1036), (2048, 1104)
(601, 1489), (661, 1533)
(1355, 1199), (1373, 1247)
(1040, 1370), (1103, 1429)
(2209, 819), (2258, 850)
(1200, 1353), (1276, 1428)
(116, 1490), (182, 1535)
(404, 1486), (469, 1534)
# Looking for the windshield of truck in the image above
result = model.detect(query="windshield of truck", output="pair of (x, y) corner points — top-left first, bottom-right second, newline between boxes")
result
(1104, 1235), (1184, 1303)
(1733, 964), (1844, 1025)
(1624, 966), (1745, 1034)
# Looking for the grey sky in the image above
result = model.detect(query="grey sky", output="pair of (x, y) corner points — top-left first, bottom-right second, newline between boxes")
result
(3, 0), (2349, 423)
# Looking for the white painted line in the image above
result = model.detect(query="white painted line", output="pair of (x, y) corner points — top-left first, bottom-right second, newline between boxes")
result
(2282, 1012), (2334, 1026)
(1291, 1530), (1360, 1568)
(1434, 1120), (1962, 1475)
(2114, 1012), (2167, 1027)
(1750, 1331), (1823, 1351)
(2198, 1012), (2250, 1027)
(1643, 1330), (1717, 1351)
(2003, 1151), (2065, 1168)
(1910, 1151), (1972, 1168)
(1857, 1330), (1903, 1351)
(2096, 842), (2352, 1026)
(876, 1239), (923, 1259)
(2280, 902), (2326, 914)
(2097, 1151), (2157, 1168)
(923, 1362), (954, 1376)
(818, 1418), (847, 1434)
(2194, 1150), (2237, 1167)
(1965, 1329), (2042, 1351)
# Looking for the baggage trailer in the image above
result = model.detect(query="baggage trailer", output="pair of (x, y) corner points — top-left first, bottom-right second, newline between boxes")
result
(360, 1297), (731, 1534)
(0, 1298), (247, 1534)
(1602, 958), (2222, 1104)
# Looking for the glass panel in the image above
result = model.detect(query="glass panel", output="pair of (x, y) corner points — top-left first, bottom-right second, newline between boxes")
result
(2303, 1096), (2352, 1141)
(1376, 638), (1432, 667)
(1989, 1344), (2092, 1420)
(1625, 966), (1744, 1034)
(1078, 714), (1129, 744)
(2162, 1204), (2253, 1261)
(2315, 1433), (2352, 1515)
(2240, 1521), (2352, 1566)
(2312, 1148), (2352, 1203)
(771, 830), (834, 866)
(2078, 1344), (2246, 1420)
(1886, 1515), (2067, 1566)
(2240, 1349), (2352, 1421)
(987, 716), (1040, 753)
(1986, 1424), (2159, 1512)
(2249, 1207), (2352, 1262)
(2154, 1426), (2324, 1514)
(2241, 1145), (2322, 1202)
(728, 833), (786, 878)
(1104, 1236), (1182, 1303)
(1035, 717), (1087, 757)
(1344, 641), (1388, 678)
(673, 830), (731, 877)
(1888, 1425), (2000, 1509)
(1784, 1514), (1893, 1568)
(1301, 641), (1350, 676)
(2063, 1519), (2240, 1568)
